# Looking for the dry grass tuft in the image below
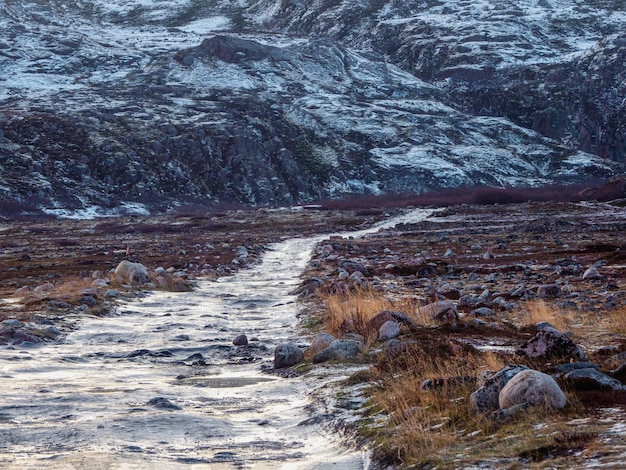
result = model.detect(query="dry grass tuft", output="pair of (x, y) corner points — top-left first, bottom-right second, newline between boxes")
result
(514, 299), (576, 331)
(319, 288), (431, 341)
(607, 305), (626, 335)
(366, 346), (590, 467)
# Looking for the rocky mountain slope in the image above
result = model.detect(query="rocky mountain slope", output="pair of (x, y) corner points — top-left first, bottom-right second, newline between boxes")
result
(0, 0), (624, 213)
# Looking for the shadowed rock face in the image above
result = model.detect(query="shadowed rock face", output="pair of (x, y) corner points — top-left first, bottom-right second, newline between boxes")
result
(0, 1), (624, 212)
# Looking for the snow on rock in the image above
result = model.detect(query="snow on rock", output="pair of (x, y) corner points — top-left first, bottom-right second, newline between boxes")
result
(0, 0), (624, 213)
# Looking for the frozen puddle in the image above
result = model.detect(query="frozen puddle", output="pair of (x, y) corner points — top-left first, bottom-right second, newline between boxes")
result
(0, 209), (432, 468)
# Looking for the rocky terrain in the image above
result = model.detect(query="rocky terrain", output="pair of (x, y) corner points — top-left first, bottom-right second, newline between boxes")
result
(0, 206), (389, 343)
(2, 198), (626, 467)
(1, 0), (625, 213)
(293, 199), (626, 467)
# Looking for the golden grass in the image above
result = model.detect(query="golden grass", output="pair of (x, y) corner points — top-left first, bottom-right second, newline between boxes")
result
(607, 305), (626, 335)
(513, 299), (576, 331)
(366, 346), (590, 467)
(319, 288), (434, 340)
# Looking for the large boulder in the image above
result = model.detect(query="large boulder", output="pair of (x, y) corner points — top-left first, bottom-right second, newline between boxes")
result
(115, 260), (149, 285)
(274, 343), (304, 369)
(470, 365), (529, 414)
(499, 369), (567, 410)
(518, 327), (588, 362)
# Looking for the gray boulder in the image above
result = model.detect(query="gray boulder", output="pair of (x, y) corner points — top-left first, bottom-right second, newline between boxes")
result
(470, 365), (529, 414)
(312, 339), (363, 364)
(519, 327), (588, 361)
(499, 369), (566, 410)
(274, 343), (304, 369)
(115, 260), (149, 285)
(537, 284), (562, 299)
(563, 368), (626, 391)
(378, 320), (401, 341)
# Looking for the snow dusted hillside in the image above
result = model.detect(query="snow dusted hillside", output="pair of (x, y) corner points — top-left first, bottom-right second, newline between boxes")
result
(0, 0), (624, 212)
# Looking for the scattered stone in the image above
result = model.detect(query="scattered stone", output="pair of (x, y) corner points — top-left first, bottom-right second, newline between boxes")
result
(147, 397), (182, 411)
(233, 334), (248, 346)
(518, 327), (588, 362)
(490, 403), (528, 422)
(471, 307), (496, 317)
(13, 329), (45, 344)
(551, 362), (600, 376)
(48, 299), (72, 309)
(470, 365), (529, 414)
(537, 284), (562, 299)
(104, 289), (120, 298)
(115, 260), (149, 285)
(582, 266), (603, 280)
(312, 339), (363, 364)
(563, 368), (626, 391)
(309, 332), (335, 354)
(368, 310), (415, 331)
(378, 320), (400, 341)
(499, 369), (566, 410)
(34, 282), (55, 294)
(418, 300), (459, 322)
(274, 343), (304, 369)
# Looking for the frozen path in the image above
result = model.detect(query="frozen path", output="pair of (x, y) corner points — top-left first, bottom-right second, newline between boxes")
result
(0, 209), (432, 468)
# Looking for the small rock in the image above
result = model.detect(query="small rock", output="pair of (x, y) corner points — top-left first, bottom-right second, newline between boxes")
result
(147, 397), (182, 411)
(34, 282), (55, 294)
(499, 369), (567, 410)
(471, 307), (496, 317)
(309, 332), (335, 354)
(537, 284), (562, 299)
(233, 334), (248, 346)
(104, 289), (120, 298)
(418, 300), (459, 322)
(368, 310), (415, 331)
(274, 343), (304, 369)
(582, 266), (603, 280)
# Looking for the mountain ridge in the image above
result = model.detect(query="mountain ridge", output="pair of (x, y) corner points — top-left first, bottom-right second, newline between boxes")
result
(0, 0), (624, 213)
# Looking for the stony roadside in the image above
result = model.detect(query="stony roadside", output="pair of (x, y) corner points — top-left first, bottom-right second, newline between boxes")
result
(0, 207), (391, 345)
(293, 200), (626, 468)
